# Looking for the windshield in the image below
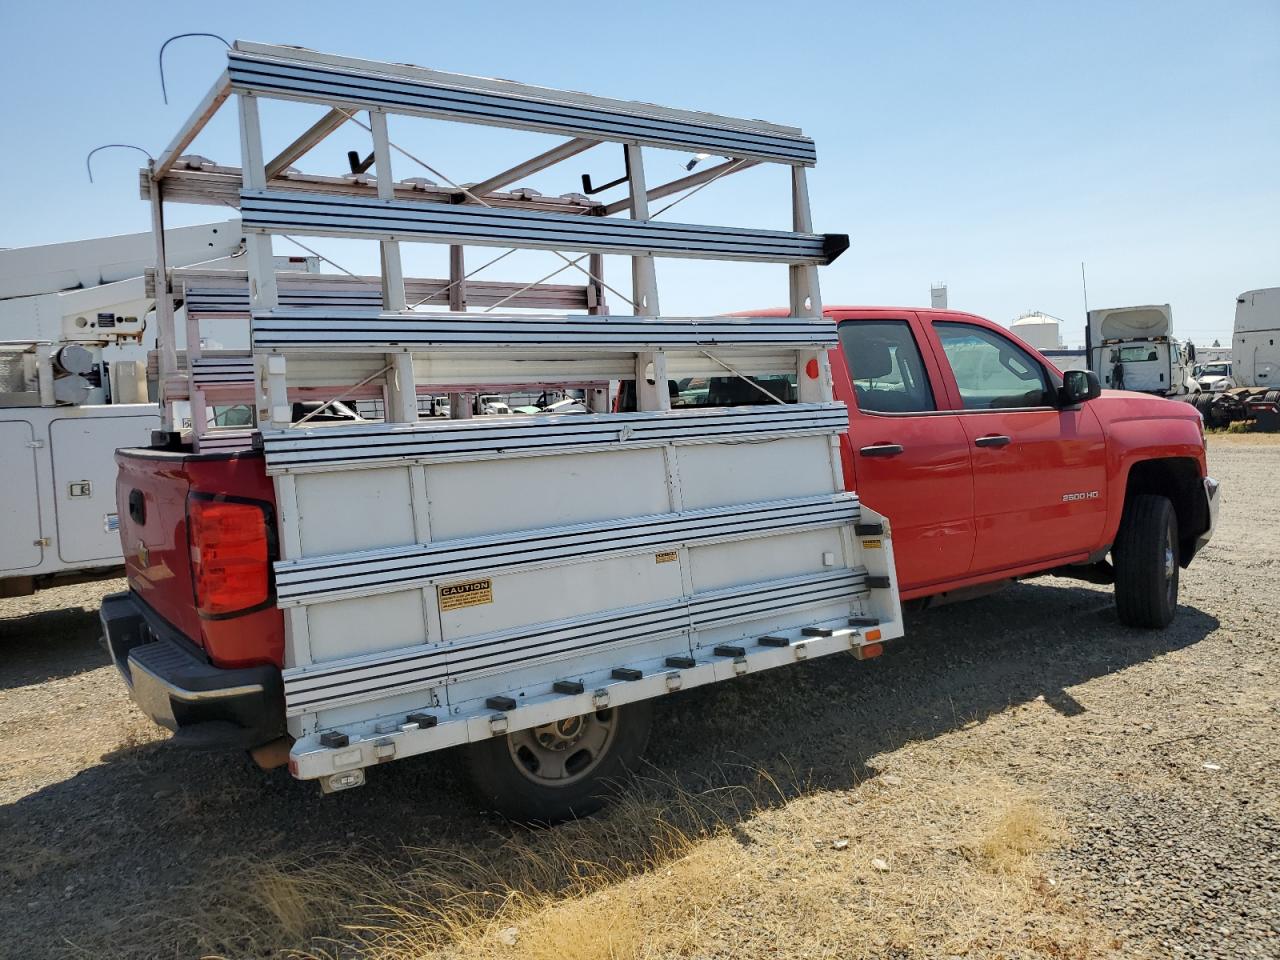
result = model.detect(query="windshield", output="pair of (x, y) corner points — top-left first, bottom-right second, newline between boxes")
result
(1203, 362), (1231, 376)
(1112, 346), (1159, 363)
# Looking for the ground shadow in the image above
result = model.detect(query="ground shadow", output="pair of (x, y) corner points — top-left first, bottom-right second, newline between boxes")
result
(0, 606), (108, 691)
(0, 579), (1219, 958)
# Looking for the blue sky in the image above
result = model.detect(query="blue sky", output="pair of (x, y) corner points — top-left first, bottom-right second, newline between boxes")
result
(2, 0), (1276, 346)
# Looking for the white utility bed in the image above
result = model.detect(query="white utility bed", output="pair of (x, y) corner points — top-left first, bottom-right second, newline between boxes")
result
(144, 40), (904, 787)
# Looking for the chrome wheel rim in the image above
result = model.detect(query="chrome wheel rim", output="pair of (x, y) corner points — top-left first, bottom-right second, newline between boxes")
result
(506, 709), (617, 786)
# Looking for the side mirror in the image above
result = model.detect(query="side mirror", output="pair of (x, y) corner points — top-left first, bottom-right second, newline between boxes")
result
(1060, 369), (1102, 405)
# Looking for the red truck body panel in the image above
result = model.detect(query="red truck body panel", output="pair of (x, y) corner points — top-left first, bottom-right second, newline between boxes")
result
(747, 305), (1209, 599)
(115, 448), (285, 668)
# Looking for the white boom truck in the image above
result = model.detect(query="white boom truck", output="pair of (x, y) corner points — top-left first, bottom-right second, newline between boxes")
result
(1086, 303), (1198, 397)
(0, 223), (242, 596)
(100, 41), (904, 819)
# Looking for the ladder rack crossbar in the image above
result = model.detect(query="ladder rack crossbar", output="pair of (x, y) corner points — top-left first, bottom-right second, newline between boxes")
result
(251, 312), (838, 351)
(259, 403), (849, 473)
(240, 190), (841, 265)
(177, 276), (596, 315)
(226, 46), (815, 165)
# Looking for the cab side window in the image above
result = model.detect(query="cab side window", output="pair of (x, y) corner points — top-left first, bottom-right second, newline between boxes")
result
(934, 322), (1054, 409)
(837, 320), (936, 414)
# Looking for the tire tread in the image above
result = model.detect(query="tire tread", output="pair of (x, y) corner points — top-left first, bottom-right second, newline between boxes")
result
(1113, 493), (1178, 628)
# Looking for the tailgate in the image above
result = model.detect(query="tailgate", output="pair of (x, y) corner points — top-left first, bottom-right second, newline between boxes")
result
(114, 446), (283, 667)
(115, 448), (200, 643)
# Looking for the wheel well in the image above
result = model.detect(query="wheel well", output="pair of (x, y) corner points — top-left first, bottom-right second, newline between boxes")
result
(1123, 458), (1206, 566)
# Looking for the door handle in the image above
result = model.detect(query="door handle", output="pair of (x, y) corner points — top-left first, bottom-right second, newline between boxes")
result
(974, 435), (1011, 448)
(859, 443), (904, 458)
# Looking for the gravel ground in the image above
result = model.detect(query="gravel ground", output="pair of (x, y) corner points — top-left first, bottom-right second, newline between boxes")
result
(0, 434), (1276, 959)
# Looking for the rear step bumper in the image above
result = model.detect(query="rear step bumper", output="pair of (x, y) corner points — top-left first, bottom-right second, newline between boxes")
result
(99, 591), (284, 748)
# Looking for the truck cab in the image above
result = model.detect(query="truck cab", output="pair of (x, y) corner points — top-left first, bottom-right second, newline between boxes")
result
(827, 306), (1218, 615)
(1086, 303), (1197, 397)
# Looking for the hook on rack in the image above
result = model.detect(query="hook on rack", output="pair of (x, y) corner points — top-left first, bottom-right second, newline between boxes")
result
(85, 144), (155, 183)
(580, 146), (632, 195)
(158, 32), (230, 104)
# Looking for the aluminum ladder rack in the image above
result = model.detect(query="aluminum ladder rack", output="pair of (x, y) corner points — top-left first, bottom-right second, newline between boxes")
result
(143, 41), (902, 785)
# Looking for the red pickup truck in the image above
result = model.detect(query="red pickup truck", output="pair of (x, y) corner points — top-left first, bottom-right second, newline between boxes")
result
(821, 307), (1218, 620)
(102, 305), (1218, 763)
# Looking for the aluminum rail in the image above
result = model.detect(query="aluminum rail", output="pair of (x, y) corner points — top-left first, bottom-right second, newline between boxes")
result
(251, 312), (839, 351)
(175, 274), (597, 314)
(282, 568), (867, 716)
(259, 404), (850, 473)
(288, 613), (889, 779)
(227, 42), (816, 165)
(240, 190), (847, 264)
(139, 165), (605, 215)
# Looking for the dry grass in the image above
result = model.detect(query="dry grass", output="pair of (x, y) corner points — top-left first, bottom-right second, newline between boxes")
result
(1208, 424), (1280, 442)
(122, 759), (1120, 960)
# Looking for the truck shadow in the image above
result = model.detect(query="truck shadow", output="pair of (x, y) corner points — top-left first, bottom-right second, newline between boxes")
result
(0, 579), (1218, 958)
(0, 606), (109, 692)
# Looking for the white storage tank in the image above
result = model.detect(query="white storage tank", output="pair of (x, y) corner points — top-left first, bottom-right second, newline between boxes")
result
(1010, 311), (1063, 351)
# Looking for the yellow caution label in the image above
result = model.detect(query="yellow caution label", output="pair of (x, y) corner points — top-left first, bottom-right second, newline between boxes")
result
(439, 578), (493, 611)
(861, 538), (883, 549)
(655, 550), (679, 564)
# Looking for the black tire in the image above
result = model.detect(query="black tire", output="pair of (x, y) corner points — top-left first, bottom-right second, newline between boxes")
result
(1113, 494), (1179, 628)
(466, 700), (653, 823)
(1193, 393), (1217, 427)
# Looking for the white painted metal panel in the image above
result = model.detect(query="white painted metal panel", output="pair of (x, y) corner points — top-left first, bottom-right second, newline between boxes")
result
(687, 528), (847, 593)
(437, 552), (684, 645)
(307, 589), (428, 663)
(294, 467), (417, 556)
(0, 421), (43, 571)
(675, 435), (835, 510)
(274, 493), (860, 607)
(424, 449), (670, 540)
(49, 411), (159, 563)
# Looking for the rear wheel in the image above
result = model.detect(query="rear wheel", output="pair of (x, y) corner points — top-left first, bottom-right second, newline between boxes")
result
(466, 701), (653, 823)
(1113, 494), (1179, 628)
(1193, 393), (1217, 427)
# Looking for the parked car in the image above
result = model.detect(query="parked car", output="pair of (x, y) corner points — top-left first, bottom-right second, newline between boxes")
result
(1195, 360), (1235, 392)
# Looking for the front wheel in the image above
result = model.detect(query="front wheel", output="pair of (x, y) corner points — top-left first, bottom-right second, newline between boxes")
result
(466, 701), (653, 823)
(1113, 494), (1179, 628)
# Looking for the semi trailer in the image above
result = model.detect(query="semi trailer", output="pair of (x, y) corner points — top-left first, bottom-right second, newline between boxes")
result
(1193, 288), (1280, 429)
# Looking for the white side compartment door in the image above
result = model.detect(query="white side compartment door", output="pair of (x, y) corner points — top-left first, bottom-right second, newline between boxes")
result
(0, 420), (43, 571)
(50, 412), (159, 563)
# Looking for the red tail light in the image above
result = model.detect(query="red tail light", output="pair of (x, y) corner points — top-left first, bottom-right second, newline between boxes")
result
(187, 495), (274, 617)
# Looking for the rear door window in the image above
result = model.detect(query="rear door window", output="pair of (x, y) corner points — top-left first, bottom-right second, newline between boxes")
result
(934, 322), (1054, 409)
(836, 320), (936, 413)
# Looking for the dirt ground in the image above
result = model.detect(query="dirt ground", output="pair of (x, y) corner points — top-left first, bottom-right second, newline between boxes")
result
(1, 434), (1277, 959)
